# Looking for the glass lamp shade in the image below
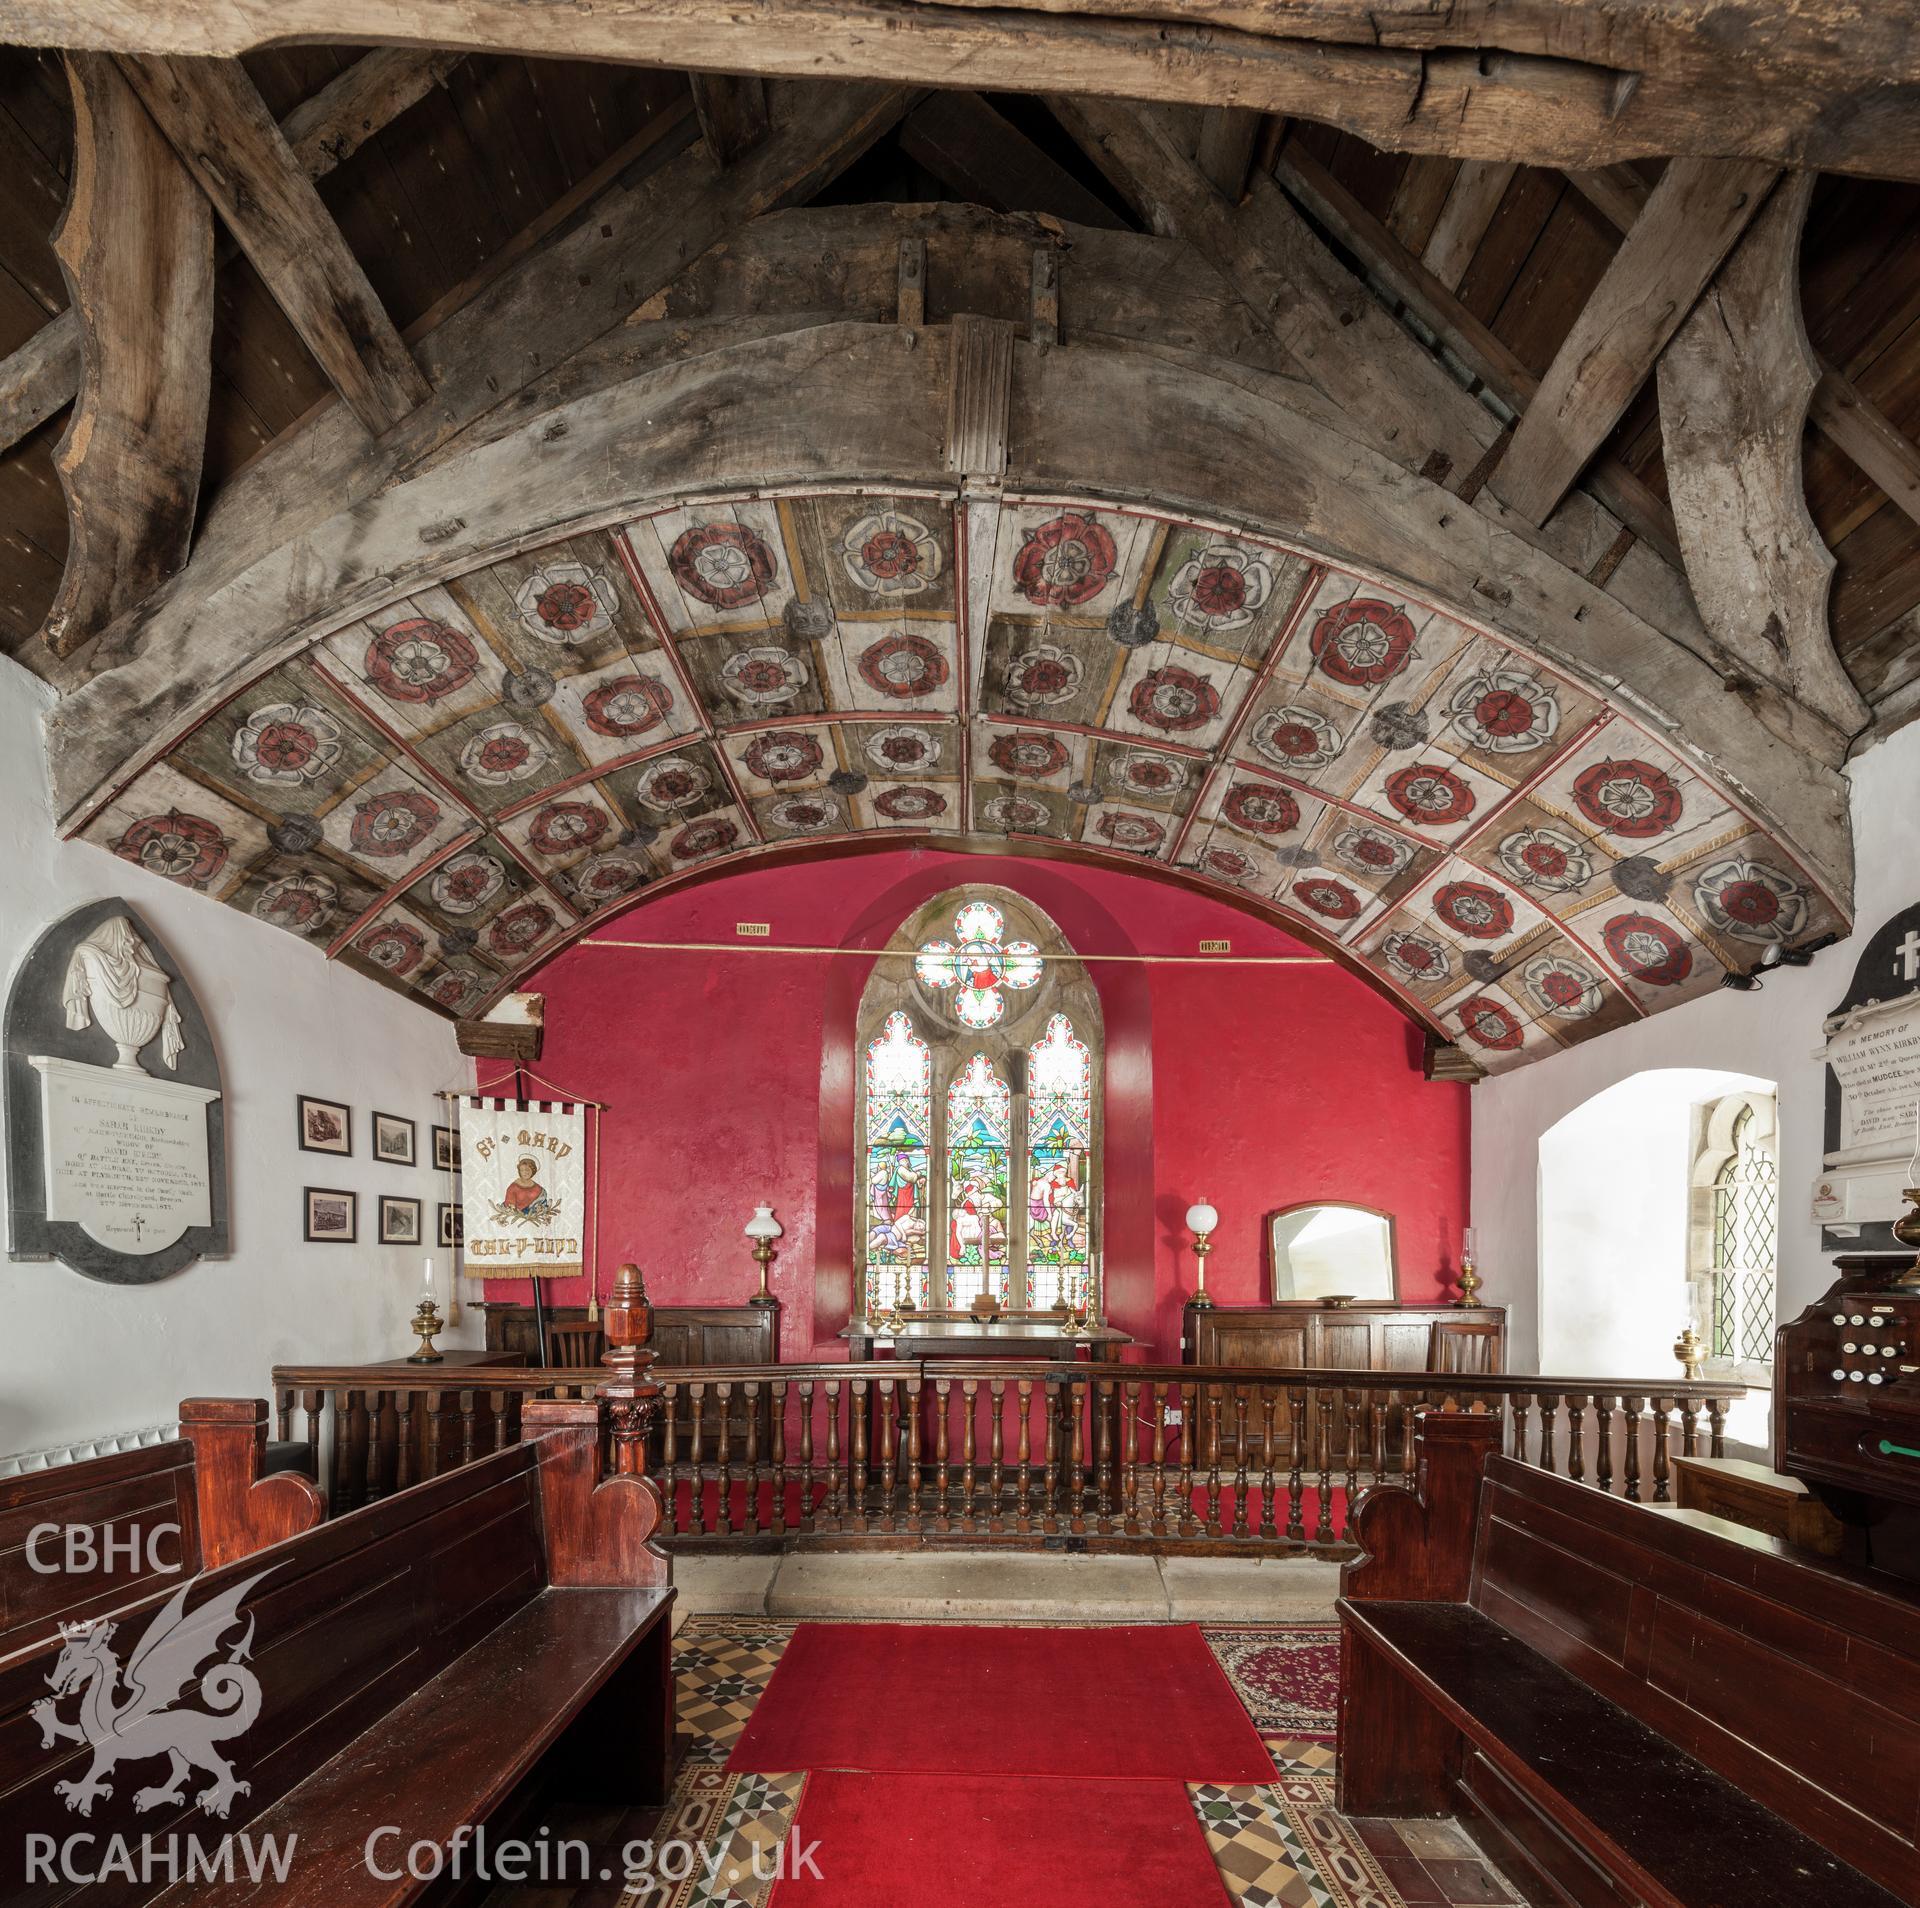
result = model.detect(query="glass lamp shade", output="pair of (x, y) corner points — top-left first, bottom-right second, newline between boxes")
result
(744, 1204), (784, 1242)
(1186, 1200), (1219, 1236)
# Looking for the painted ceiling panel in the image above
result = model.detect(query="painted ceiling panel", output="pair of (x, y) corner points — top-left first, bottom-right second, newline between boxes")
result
(84, 487), (1848, 1074)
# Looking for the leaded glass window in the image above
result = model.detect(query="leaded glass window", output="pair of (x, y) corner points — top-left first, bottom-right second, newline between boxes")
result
(1026, 1015), (1093, 1310)
(855, 888), (1103, 1316)
(1710, 1104), (1778, 1362)
(863, 1011), (932, 1312)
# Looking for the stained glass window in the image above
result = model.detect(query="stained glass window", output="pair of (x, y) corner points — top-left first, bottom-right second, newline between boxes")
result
(1025, 1015), (1093, 1310)
(914, 900), (1042, 1029)
(1711, 1104), (1778, 1362)
(863, 1011), (931, 1313)
(946, 1054), (1013, 1306)
(857, 889), (1103, 1317)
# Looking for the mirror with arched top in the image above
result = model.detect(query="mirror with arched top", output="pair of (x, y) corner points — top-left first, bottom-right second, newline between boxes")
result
(1268, 1202), (1398, 1302)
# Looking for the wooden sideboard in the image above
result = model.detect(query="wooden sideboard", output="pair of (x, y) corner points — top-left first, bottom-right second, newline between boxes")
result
(1185, 1301), (1505, 1374)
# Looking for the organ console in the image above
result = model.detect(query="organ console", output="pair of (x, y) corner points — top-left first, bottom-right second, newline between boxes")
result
(1775, 1253), (1920, 1580)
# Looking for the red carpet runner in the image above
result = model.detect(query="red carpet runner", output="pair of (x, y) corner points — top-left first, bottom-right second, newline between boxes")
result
(730, 1621), (1275, 1783)
(771, 1771), (1232, 1908)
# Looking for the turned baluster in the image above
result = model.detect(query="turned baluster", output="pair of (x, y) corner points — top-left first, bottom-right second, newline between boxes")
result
(1286, 1388), (1306, 1539)
(989, 1378), (1007, 1532)
(1369, 1396), (1388, 1484)
(1649, 1395), (1672, 1503)
(1150, 1383), (1169, 1536)
(1510, 1394), (1532, 1466)
(1259, 1391), (1279, 1541)
(328, 1389), (353, 1508)
(1343, 1395), (1362, 1523)
(1567, 1394), (1586, 1482)
(659, 1384), (680, 1527)
(275, 1388), (293, 1442)
(1315, 1391), (1335, 1543)
(419, 1392), (442, 1497)
(906, 1374), (924, 1535)
(1015, 1377), (1034, 1535)
(935, 1378), (954, 1531)
(1203, 1385), (1223, 1537)
(1231, 1389), (1251, 1539)
(395, 1391), (417, 1491)
(1042, 1377), (1061, 1533)
(771, 1379), (788, 1537)
(301, 1387), (322, 1480)
(457, 1391), (477, 1469)
(1622, 1394), (1644, 1502)
(1069, 1379), (1088, 1535)
(1096, 1378), (1116, 1533)
(1595, 1393), (1616, 1495)
(688, 1380), (709, 1534)
(1121, 1379), (1142, 1535)
(824, 1377), (845, 1530)
(1708, 1396), (1728, 1457)
(850, 1377), (870, 1533)
(962, 1378), (980, 1532)
(1679, 1395), (1700, 1460)
(877, 1376), (897, 1534)
(743, 1380), (763, 1537)
(1538, 1392), (1558, 1473)
(797, 1379), (816, 1534)
(1177, 1383), (1198, 1537)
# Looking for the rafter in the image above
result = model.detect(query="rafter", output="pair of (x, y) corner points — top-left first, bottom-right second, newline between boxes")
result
(1492, 158), (1778, 526)
(1657, 174), (1867, 735)
(897, 92), (1125, 230)
(1270, 139), (1682, 568)
(115, 55), (431, 437)
(62, 81), (915, 682)
(0, 47), (461, 456)
(7, 0), (1919, 181)
(1194, 107), (1263, 202)
(42, 53), (213, 658)
(1419, 161), (1514, 291)
(688, 73), (770, 167)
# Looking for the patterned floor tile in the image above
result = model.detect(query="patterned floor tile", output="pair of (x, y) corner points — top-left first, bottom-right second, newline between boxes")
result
(617, 1762), (807, 1908)
(672, 1618), (792, 1761)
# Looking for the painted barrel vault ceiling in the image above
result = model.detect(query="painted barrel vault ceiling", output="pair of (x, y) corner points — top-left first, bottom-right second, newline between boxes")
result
(77, 488), (1845, 1074)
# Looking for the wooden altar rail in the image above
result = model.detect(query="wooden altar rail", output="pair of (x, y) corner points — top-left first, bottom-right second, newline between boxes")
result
(273, 1361), (1743, 1554)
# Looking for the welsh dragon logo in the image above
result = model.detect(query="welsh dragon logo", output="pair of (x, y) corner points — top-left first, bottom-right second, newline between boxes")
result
(31, 1569), (273, 1820)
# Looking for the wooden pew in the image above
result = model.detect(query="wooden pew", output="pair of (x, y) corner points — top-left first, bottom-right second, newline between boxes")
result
(0, 1400), (323, 1657)
(1339, 1411), (1920, 1908)
(0, 1389), (673, 1907)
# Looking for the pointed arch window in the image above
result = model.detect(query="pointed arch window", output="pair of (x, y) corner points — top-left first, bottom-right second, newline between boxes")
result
(856, 890), (1103, 1317)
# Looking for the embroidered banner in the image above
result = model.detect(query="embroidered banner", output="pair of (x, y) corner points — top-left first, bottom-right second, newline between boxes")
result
(458, 1097), (586, 1278)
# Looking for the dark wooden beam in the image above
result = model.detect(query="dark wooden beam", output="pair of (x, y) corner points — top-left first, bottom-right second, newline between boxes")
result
(0, 47), (459, 455)
(1418, 160), (1514, 292)
(1658, 174), (1867, 733)
(11, 0), (1920, 182)
(1493, 158), (1779, 526)
(1194, 106), (1262, 202)
(1271, 139), (1683, 567)
(897, 92), (1125, 230)
(687, 72), (770, 167)
(115, 54), (431, 436)
(43, 54), (213, 657)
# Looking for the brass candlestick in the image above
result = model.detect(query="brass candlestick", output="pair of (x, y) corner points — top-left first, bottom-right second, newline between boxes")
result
(407, 1297), (445, 1363)
(1673, 1321), (1706, 1380)
(749, 1237), (777, 1306)
(1455, 1254), (1484, 1308)
(1892, 1186), (1920, 1290)
(1186, 1198), (1218, 1309)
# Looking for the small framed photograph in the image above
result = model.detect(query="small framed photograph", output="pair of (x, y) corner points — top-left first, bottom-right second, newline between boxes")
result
(432, 1123), (461, 1174)
(297, 1095), (352, 1156)
(303, 1186), (357, 1242)
(379, 1195), (423, 1245)
(438, 1201), (465, 1249)
(372, 1112), (417, 1167)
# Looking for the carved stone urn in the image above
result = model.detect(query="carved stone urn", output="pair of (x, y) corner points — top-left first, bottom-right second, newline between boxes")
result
(60, 917), (186, 1074)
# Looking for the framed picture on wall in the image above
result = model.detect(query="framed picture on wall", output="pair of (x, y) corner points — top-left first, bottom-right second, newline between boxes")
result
(372, 1112), (417, 1166)
(297, 1095), (352, 1156)
(432, 1123), (461, 1174)
(379, 1195), (423, 1245)
(303, 1187), (357, 1242)
(438, 1202), (464, 1249)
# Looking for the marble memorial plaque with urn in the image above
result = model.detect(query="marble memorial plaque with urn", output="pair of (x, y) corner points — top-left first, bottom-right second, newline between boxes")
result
(5, 900), (228, 1282)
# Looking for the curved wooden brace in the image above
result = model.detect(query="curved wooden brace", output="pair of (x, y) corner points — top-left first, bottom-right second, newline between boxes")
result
(179, 1397), (327, 1569)
(47, 323), (1853, 901)
(1658, 174), (1870, 740)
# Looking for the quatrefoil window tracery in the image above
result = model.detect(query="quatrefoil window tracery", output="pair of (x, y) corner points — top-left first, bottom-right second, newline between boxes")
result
(913, 900), (1043, 1029)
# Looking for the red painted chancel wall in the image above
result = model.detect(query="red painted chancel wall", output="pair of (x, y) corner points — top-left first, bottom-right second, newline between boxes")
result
(484, 850), (1471, 1361)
